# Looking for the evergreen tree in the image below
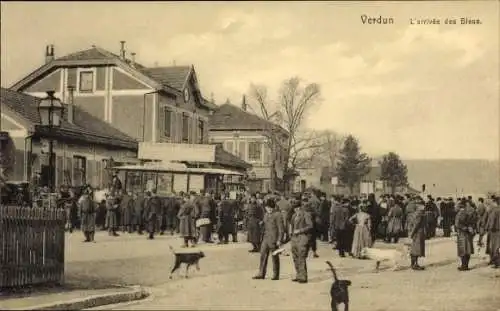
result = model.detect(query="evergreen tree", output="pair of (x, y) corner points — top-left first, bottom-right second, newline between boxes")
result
(336, 135), (371, 194)
(380, 152), (408, 194)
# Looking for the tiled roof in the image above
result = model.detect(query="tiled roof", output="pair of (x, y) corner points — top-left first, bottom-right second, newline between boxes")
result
(209, 103), (279, 131)
(55, 47), (115, 61)
(140, 66), (191, 91)
(214, 144), (252, 170)
(1, 88), (137, 149)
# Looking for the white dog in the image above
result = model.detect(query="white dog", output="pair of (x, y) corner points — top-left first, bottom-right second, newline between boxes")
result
(360, 245), (410, 272)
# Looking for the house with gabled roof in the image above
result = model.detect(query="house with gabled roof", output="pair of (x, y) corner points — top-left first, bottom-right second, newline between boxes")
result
(10, 43), (216, 144)
(1, 87), (137, 187)
(208, 98), (289, 193)
(7, 43), (249, 192)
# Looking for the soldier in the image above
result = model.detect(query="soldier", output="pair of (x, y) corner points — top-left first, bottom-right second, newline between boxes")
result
(78, 188), (96, 242)
(131, 192), (144, 234)
(144, 189), (162, 240)
(246, 194), (264, 252)
(408, 197), (427, 270)
(425, 195), (439, 239)
(290, 198), (314, 283)
(252, 198), (284, 280)
(217, 193), (237, 244)
(485, 196), (500, 268)
(197, 191), (215, 243)
(105, 192), (119, 237)
(455, 200), (477, 271)
(476, 197), (487, 248)
(319, 193), (331, 242)
(330, 196), (351, 257)
(120, 190), (134, 233)
(165, 194), (181, 236)
(305, 194), (320, 258)
(386, 197), (404, 244)
(178, 192), (198, 247)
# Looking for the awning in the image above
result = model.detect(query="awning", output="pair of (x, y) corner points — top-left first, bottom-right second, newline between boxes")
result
(112, 163), (243, 176)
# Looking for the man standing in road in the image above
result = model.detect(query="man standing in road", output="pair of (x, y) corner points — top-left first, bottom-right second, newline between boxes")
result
(144, 189), (162, 240)
(331, 196), (351, 257)
(485, 196), (500, 268)
(408, 197), (427, 270)
(455, 200), (477, 271)
(290, 199), (314, 284)
(252, 199), (284, 280)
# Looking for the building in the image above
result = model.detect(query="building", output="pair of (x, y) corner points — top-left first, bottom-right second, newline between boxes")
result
(10, 43), (217, 144)
(208, 99), (288, 193)
(1, 87), (137, 188)
(9, 43), (250, 191)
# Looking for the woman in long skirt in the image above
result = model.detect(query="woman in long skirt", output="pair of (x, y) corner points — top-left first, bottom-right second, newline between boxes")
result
(349, 203), (372, 258)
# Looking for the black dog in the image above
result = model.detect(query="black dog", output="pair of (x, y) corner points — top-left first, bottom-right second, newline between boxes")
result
(326, 261), (352, 311)
(169, 245), (205, 279)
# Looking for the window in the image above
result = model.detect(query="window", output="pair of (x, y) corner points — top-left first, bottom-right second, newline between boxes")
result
(182, 113), (189, 142)
(224, 141), (234, 154)
(248, 142), (262, 162)
(197, 120), (204, 144)
(72, 156), (86, 186)
(163, 108), (172, 137)
(238, 141), (246, 160)
(79, 71), (94, 93)
(157, 173), (173, 195)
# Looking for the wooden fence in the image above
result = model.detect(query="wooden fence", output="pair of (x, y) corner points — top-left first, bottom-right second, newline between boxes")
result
(0, 205), (66, 289)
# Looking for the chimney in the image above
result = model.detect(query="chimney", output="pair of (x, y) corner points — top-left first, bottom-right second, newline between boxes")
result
(119, 41), (126, 60)
(44, 44), (54, 63)
(241, 94), (247, 111)
(210, 92), (215, 104)
(67, 86), (75, 124)
(130, 52), (136, 67)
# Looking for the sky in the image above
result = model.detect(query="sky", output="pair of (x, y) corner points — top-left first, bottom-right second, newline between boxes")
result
(1, 1), (499, 160)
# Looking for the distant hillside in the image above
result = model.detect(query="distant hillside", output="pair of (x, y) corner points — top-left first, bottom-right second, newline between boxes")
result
(403, 159), (500, 197)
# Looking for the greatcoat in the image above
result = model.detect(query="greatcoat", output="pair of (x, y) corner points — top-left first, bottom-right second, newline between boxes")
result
(485, 203), (500, 258)
(78, 194), (96, 232)
(386, 203), (404, 236)
(246, 201), (264, 244)
(408, 208), (426, 257)
(455, 205), (476, 257)
(178, 200), (197, 238)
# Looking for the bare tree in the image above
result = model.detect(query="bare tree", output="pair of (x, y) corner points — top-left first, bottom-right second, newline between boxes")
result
(248, 77), (322, 192)
(309, 130), (345, 169)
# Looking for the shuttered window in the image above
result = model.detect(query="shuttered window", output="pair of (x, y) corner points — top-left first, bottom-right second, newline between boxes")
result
(197, 120), (204, 144)
(87, 159), (95, 187)
(72, 156), (86, 186)
(182, 113), (189, 142)
(238, 141), (246, 160)
(64, 157), (73, 185)
(162, 107), (172, 138)
(263, 144), (270, 165)
(248, 142), (262, 162)
(96, 160), (102, 188)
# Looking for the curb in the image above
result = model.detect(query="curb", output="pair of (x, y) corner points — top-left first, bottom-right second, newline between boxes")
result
(9, 286), (150, 311)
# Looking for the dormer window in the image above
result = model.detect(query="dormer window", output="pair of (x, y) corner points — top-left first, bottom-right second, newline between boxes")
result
(78, 69), (95, 93)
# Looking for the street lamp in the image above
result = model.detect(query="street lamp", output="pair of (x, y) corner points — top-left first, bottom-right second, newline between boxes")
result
(38, 91), (64, 192)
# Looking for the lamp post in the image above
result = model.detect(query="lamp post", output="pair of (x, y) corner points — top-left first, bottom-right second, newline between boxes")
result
(38, 91), (64, 193)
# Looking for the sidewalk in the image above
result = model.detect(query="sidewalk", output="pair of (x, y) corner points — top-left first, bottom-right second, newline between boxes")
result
(0, 286), (149, 311)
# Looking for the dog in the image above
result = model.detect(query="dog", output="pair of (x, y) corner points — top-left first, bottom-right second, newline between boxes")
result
(326, 261), (351, 311)
(360, 245), (410, 272)
(168, 245), (205, 279)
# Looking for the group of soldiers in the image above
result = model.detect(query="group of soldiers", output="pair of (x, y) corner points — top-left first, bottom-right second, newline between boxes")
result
(53, 178), (500, 274)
